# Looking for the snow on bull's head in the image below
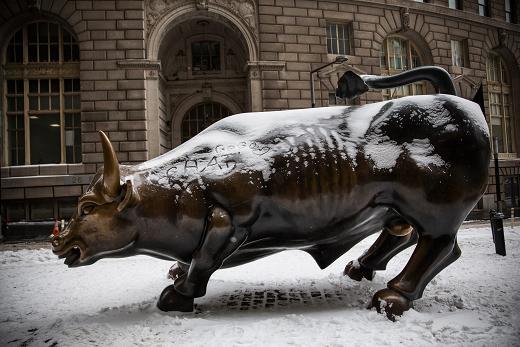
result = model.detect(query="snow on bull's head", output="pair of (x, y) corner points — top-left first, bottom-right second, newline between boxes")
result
(51, 131), (140, 267)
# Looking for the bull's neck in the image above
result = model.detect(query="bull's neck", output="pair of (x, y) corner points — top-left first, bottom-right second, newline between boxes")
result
(131, 177), (207, 263)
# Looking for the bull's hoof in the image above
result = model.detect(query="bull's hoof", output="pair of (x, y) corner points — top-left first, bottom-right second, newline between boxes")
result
(157, 285), (194, 312)
(168, 263), (187, 280)
(343, 260), (375, 281)
(369, 288), (412, 321)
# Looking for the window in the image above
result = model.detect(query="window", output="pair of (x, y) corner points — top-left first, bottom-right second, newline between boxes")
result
(191, 41), (221, 73)
(3, 21), (80, 165)
(326, 23), (353, 55)
(64, 79), (81, 163)
(505, 176), (520, 209)
(181, 102), (232, 143)
(487, 53), (515, 155)
(29, 199), (54, 220)
(380, 36), (424, 100)
(448, 0), (463, 10)
(1, 197), (77, 223)
(6, 80), (25, 165)
(479, 0), (490, 17)
(451, 39), (469, 67)
(4, 201), (26, 221)
(505, 0), (517, 23)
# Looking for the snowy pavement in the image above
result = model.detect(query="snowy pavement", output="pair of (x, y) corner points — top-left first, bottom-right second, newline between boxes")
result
(1, 225), (519, 346)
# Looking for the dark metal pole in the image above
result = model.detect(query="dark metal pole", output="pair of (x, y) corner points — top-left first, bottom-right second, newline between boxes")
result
(310, 57), (348, 108)
(494, 136), (501, 210)
(310, 76), (316, 108)
(490, 136), (506, 256)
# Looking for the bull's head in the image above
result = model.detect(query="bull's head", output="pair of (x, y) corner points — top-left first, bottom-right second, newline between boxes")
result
(52, 131), (140, 267)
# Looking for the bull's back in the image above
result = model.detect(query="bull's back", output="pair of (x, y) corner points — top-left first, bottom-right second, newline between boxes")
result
(260, 95), (488, 220)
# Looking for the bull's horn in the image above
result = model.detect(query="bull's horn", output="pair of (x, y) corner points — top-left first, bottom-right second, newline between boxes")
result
(99, 131), (121, 197)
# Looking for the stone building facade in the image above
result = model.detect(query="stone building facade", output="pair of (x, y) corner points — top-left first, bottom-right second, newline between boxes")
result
(0, 0), (519, 237)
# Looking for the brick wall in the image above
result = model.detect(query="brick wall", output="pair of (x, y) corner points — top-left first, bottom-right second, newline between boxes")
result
(78, 0), (148, 168)
(257, 0), (520, 111)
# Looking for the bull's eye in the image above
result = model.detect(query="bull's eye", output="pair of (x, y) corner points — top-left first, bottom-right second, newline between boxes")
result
(82, 205), (95, 215)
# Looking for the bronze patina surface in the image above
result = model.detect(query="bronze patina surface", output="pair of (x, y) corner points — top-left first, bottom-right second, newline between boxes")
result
(52, 70), (490, 320)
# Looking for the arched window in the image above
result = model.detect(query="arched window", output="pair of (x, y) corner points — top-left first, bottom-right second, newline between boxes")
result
(487, 52), (515, 155)
(380, 36), (424, 100)
(3, 21), (80, 166)
(181, 102), (231, 142)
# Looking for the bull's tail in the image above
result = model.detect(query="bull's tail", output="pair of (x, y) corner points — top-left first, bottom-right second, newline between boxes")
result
(336, 66), (457, 99)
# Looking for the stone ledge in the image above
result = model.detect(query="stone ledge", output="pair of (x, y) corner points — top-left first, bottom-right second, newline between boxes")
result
(1, 164), (87, 178)
(1, 184), (85, 201)
(247, 61), (286, 71)
(1, 174), (94, 189)
(117, 59), (161, 70)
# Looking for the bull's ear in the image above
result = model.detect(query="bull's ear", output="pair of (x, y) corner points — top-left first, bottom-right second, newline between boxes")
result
(117, 180), (139, 212)
(99, 130), (121, 198)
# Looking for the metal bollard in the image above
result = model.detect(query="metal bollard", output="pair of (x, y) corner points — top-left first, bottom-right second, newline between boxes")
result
(489, 210), (506, 256)
(511, 208), (515, 230)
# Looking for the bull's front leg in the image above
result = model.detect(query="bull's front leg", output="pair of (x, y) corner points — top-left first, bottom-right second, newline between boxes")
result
(157, 206), (247, 312)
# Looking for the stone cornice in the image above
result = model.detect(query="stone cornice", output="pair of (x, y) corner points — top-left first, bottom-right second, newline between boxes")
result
(2, 63), (79, 78)
(342, 0), (520, 33)
(247, 61), (286, 71)
(116, 59), (161, 70)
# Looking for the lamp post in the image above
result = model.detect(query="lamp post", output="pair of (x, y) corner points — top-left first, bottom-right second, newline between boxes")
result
(490, 136), (506, 256)
(493, 136), (502, 210)
(310, 56), (348, 108)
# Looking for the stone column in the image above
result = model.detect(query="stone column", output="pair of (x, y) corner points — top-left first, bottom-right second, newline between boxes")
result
(247, 61), (286, 112)
(117, 59), (162, 159)
(248, 63), (262, 112)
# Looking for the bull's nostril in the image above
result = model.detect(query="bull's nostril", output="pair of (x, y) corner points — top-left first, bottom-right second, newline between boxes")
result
(52, 239), (61, 247)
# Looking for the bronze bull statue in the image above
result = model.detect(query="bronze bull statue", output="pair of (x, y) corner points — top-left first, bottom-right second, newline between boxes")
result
(52, 67), (490, 320)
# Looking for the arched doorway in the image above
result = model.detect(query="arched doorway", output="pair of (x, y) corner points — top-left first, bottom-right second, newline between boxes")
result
(145, 2), (260, 156)
(157, 14), (250, 150)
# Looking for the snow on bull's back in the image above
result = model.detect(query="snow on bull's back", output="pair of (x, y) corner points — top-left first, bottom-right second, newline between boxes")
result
(403, 94), (489, 136)
(138, 95), (486, 177)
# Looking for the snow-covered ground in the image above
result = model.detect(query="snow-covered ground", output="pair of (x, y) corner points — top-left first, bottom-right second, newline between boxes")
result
(1, 225), (519, 346)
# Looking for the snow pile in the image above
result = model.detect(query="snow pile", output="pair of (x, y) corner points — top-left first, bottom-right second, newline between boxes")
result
(1, 225), (519, 346)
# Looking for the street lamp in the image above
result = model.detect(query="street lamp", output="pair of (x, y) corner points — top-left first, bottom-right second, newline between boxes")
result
(310, 55), (348, 108)
(489, 136), (506, 256)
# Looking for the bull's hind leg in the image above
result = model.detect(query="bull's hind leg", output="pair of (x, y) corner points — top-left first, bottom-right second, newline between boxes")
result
(344, 223), (417, 281)
(370, 233), (461, 320)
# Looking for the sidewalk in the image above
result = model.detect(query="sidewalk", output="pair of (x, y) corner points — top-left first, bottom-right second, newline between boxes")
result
(0, 239), (51, 251)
